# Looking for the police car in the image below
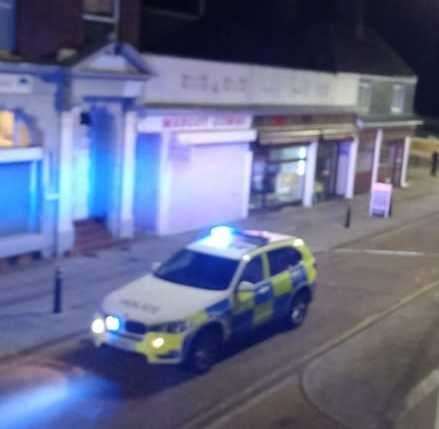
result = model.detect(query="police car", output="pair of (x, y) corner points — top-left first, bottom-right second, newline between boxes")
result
(91, 226), (317, 373)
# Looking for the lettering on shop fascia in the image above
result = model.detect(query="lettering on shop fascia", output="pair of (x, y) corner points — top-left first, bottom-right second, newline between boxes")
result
(138, 114), (252, 133)
(180, 73), (248, 94)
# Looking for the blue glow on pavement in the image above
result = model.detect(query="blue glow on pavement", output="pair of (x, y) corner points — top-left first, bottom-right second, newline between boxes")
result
(0, 373), (116, 429)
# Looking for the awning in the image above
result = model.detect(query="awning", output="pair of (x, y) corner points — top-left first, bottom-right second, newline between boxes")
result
(174, 129), (258, 146)
(259, 126), (356, 145)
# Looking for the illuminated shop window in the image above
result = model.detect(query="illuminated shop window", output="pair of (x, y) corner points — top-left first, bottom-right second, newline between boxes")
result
(0, 111), (14, 147)
(0, 111), (32, 148)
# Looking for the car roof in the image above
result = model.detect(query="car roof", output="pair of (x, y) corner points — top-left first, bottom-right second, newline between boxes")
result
(188, 229), (295, 260)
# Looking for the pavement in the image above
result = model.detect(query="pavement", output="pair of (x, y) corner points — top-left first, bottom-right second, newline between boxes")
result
(1, 167), (439, 429)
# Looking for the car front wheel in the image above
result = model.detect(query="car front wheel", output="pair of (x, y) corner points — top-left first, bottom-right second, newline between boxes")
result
(187, 330), (222, 374)
(285, 295), (309, 329)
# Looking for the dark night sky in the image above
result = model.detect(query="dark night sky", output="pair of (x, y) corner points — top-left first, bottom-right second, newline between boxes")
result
(142, 0), (438, 115)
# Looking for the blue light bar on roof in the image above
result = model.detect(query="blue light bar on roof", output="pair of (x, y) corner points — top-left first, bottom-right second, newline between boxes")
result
(206, 226), (235, 249)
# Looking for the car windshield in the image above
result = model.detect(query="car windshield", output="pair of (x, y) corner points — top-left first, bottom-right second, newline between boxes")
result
(154, 249), (239, 291)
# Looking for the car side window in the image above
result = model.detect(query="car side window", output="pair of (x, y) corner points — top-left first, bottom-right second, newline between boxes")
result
(268, 247), (302, 276)
(239, 256), (263, 284)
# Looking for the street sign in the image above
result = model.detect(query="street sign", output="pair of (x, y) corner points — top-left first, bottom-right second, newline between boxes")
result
(370, 182), (393, 218)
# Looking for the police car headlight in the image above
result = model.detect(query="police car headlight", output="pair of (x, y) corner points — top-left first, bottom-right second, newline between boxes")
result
(152, 321), (191, 333)
(91, 317), (105, 335)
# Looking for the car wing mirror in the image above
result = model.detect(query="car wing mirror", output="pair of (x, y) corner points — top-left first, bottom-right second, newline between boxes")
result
(238, 281), (254, 293)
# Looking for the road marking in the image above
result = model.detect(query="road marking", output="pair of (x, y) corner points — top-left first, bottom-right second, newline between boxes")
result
(334, 248), (427, 257)
(435, 390), (439, 429)
(183, 279), (439, 429)
(399, 371), (439, 417)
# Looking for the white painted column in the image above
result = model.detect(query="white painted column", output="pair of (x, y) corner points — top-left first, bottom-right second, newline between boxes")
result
(157, 131), (172, 235)
(57, 109), (76, 256)
(241, 146), (254, 218)
(303, 141), (318, 207)
(401, 136), (412, 188)
(119, 110), (137, 239)
(345, 136), (359, 199)
(371, 129), (383, 188)
(29, 160), (38, 232)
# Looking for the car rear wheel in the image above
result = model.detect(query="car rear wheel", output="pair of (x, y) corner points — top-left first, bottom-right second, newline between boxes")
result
(187, 330), (222, 374)
(285, 294), (309, 329)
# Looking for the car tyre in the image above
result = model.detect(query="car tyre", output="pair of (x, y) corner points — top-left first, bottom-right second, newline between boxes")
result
(284, 294), (309, 330)
(187, 330), (222, 374)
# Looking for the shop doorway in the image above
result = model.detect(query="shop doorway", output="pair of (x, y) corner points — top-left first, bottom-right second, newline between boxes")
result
(378, 140), (404, 186)
(315, 141), (350, 202)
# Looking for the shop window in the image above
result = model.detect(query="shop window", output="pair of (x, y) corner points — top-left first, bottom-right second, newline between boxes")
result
(358, 82), (372, 114)
(391, 84), (405, 114)
(250, 145), (308, 210)
(83, 0), (119, 44)
(83, 0), (119, 21)
(0, 111), (14, 147)
(0, 161), (41, 237)
(0, 111), (32, 148)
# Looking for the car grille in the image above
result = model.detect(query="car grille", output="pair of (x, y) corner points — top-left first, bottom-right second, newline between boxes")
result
(124, 320), (147, 335)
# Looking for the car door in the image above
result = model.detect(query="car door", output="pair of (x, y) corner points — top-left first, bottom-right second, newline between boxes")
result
(232, 255), (271, 334)
(267, 247), (304, 317)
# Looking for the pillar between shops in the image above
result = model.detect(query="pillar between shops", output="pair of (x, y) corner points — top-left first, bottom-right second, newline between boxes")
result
(57, 108), (77, 256)
(371, 128), (383, 188)
(401, 136), (411, 188)
(119, 110), (137, 239)
(303, 141), (318, 207)
(345, 136), (359, 199)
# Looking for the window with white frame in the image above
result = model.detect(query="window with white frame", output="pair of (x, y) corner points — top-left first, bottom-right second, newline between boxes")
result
(358, 82), (372, 113)
(83, 0), (119, 23)
(391, 84), (405, 114)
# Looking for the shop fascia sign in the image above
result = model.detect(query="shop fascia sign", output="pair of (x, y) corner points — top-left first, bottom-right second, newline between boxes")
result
(138, 114), (253, 133)
(0, 74), (34, 94)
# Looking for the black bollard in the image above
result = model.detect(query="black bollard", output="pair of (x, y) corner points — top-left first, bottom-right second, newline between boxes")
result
(431, 152), (438, 177)
(345, 205), (352, 229)
(53, 268), (62, 314)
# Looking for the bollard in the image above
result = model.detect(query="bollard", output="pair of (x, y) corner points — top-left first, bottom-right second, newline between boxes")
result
(53, 268), (62, 314)
(344, 205), (352, 229)
(431, 152), (438, 177)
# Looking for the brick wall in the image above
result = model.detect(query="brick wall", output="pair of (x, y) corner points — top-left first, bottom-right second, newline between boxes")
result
(119, 0), (142, 47)
(16, 0), (83, 60)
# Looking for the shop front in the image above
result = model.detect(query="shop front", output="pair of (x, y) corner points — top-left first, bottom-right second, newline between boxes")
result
(136, 112), (257, 235)
(0, 67), (59, 260)
(253, 114), (358, 209)
(355, 121), (420, 195)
